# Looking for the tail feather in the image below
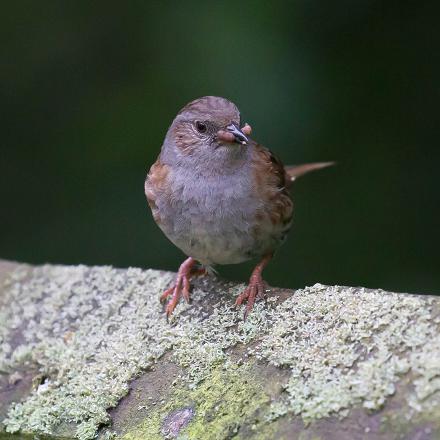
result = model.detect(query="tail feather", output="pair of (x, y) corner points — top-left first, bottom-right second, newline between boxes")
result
(285, 162), (335, 182)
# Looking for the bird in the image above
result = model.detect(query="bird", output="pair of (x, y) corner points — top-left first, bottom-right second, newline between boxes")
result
(145, 96), (333, 319)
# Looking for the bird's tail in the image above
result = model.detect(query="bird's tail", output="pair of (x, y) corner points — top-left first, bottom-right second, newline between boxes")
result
(285, 162), (335, 183)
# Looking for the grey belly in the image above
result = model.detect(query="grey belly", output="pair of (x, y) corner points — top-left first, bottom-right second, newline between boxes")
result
(164, 209), (262, 265)
(157, 191), (274, 265)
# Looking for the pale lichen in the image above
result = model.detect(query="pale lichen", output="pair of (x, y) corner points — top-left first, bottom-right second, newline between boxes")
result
(0, 264), (439, 439)
(254, 284), (439, 422)
(1, 265), (176, 439)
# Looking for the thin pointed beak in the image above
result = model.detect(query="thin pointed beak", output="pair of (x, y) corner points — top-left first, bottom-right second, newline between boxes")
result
(226, 124), (248, 145)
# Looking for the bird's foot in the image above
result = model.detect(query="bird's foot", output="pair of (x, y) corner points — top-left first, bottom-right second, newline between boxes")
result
(235, 276), (267, 320)
(160, 257), (205, 317)
(235, 254), (273, 320)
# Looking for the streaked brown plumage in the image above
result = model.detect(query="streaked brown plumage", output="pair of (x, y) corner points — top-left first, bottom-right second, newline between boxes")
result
(145, 96), (333, 318)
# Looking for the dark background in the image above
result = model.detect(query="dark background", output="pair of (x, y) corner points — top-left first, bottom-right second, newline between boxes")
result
(2, 1), (439, 294)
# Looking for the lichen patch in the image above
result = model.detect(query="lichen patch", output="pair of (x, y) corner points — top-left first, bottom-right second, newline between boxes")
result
(254, 285), (438, 422)
(1, 265), (176, 439)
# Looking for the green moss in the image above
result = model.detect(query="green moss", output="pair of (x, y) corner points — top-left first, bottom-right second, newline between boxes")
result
(123, 363), (272, 440)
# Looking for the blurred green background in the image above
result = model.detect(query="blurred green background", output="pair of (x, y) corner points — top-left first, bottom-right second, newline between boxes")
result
(2, 1), (439, 294)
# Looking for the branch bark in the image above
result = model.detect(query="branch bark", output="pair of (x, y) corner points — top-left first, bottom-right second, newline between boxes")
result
(0, 260), (439, 440)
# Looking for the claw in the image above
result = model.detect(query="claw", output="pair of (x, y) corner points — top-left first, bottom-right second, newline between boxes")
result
(235, 254), (273, 320)
(160, 257), (207, 317)
(236, 282), (266, 320)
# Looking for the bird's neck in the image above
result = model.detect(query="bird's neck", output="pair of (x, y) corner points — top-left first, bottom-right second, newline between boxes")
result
(162, 142), (251, 178)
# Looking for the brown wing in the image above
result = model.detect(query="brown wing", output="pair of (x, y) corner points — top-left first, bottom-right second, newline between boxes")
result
(251, 143), (293, 229)
(144, 159), (170, 225)
(252, 143), (289, 190)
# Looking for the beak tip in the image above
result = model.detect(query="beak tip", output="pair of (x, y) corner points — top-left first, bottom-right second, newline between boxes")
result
(226, 123), (248, 145)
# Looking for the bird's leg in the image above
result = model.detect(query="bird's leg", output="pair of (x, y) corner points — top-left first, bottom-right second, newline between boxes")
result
(235, 253), (273, 319)
(160, 257), (205, 317)
(189, 267), (207, 277)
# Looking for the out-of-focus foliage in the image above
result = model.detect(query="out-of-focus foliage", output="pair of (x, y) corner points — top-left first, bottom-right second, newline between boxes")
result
(1, 1), (439, 293)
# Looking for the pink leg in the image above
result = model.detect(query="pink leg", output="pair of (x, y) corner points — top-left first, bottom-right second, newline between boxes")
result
(160, 257), (205, 317)
(235, 254), (272, 319)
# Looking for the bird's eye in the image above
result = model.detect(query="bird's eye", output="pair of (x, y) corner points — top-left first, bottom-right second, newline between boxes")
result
(195, 121), (207, 133)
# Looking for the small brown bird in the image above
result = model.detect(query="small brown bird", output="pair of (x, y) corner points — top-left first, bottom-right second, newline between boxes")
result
(145, 96), (332, 318)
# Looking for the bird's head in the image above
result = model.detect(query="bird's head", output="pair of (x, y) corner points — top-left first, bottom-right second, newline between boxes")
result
(160, 96), (252, 173)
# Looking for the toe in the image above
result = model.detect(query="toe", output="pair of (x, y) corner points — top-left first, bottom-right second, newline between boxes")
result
(256, 282), (267, 300)
(165, 301), (177, 317)
(182, 276), (191, 302)
(165, 289), (180, 316)
(243, 285), (257, 320)
(235, 287), (249, 306)
(160, 285), (175, 303)
(236, 280), (268, 319)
